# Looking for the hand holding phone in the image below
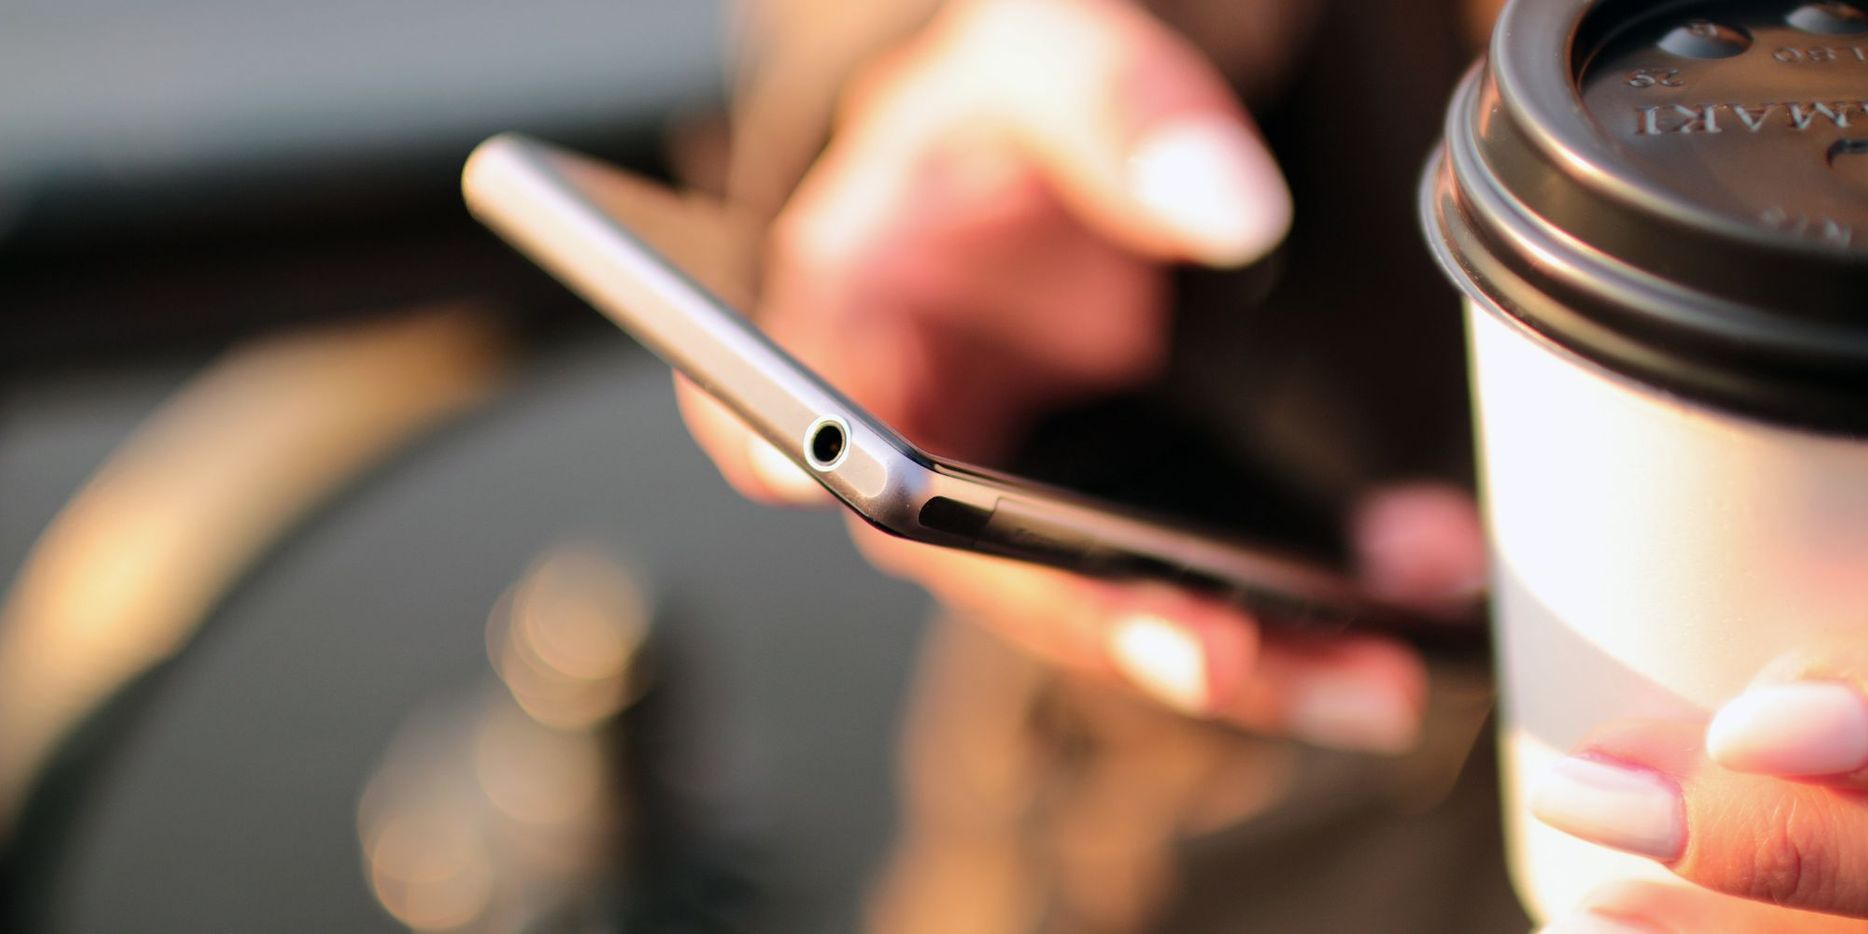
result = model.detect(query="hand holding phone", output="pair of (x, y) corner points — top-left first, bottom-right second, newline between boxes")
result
(465, 135), (1435, 623)
(464, 131), (1484, 748)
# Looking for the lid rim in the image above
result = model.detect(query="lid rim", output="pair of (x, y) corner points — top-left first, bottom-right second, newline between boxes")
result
(1449, 104), (1868, 362)
(1426, 150), (1868, 436)
(1426, 0), (1868, 432)
(1489, 0), (1868, 263)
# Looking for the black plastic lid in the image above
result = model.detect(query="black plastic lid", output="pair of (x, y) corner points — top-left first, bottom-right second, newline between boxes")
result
(1424, 0), (1868, 434)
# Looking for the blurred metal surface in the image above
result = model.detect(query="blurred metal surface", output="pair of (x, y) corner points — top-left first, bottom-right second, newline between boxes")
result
(0, 309), (512, 834)
(360, 545), (650, 932)
(0, 336), (929, 932)
(484, 544), (654, 733)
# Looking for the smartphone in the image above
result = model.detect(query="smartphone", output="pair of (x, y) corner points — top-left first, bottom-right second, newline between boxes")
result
(463, 134), (1457, 641)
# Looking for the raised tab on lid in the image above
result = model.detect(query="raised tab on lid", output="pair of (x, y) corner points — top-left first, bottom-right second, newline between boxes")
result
(1788, 2), (1868, 35)
(1579, 1), (1868, 254)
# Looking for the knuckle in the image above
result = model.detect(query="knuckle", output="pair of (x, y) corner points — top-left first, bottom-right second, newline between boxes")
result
(1728, 799), (1838, 908)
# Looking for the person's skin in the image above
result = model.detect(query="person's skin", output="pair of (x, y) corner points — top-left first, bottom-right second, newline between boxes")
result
(1535, 646), (1868, 931)
(680, 0), (1868, 925)
(684, 0), (1483, 755)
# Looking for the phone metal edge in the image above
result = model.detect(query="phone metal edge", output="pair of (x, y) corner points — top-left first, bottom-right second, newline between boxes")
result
(463, 134), (1455, 637)
(463, 133), (938, 526)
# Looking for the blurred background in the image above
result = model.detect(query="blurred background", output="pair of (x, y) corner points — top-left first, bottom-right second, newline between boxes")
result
(0, 2), (932, 930)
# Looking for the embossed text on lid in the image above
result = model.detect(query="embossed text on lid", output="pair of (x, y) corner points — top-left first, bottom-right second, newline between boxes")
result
(1423, 0), (1868, 433)
(1580, 1), (1868, 251)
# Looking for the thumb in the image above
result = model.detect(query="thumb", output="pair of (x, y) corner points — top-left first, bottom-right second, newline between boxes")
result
(890, 0), (1290, 266)
(1532, 719), (1868, 917)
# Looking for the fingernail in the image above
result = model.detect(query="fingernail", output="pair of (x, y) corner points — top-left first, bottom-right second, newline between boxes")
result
(1353, 487), (1489, 608)
(1358, 536), (1488, 609)
(1108, 614), (1211, 714)
(1127, 117), (1291, 267)
(1538, 911), (1661, 934)
(1285, 674), (1419, 755)
(747, 436), (830, 504)
(1707, 682), (1868, 776)
(1530, 756), (1685, 861)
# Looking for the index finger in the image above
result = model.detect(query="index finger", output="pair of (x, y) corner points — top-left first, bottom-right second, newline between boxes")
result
(849, 520), (1427, 753)
(1535, 719), (1868, 918)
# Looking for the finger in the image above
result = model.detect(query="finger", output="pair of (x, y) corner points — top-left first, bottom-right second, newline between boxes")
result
(762, 131), (1168, 459)
(755, 0), (1226, 462)
(1542, 879), (1868, 933)
(1707, 647), (1868, 788)
(849, 520), (1425, 753)
(1532, 719), (1868, 917)
(1220, 630), (1428, 755)
(902, 0), (1291, 266)
(847, 517), (1205, 676)
(672, 374), (830, 506)
(1350, 482), (1488, 614)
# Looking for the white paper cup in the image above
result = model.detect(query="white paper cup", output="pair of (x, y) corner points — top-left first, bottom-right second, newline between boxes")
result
(1425, 0), (1868, 920)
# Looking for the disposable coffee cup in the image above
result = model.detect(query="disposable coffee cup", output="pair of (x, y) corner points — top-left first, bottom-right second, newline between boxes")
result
(1423, 0), (1868, 920)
